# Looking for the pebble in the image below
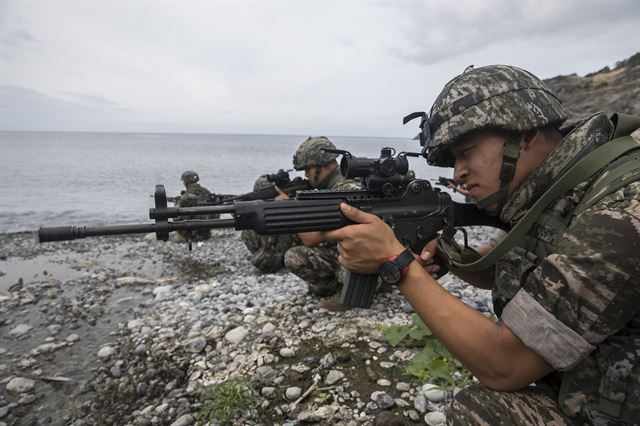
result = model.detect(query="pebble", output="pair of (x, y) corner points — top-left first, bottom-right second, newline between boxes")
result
(376, 392), (395, 409)
(169, 414), (194, 426)
(224, 326), (249, 344)
(285, 386), (302, 400)
(97, 346), (116, 359)
(183, 337), (206, 353)
(422, 383), (447, 402)
(66, 333), (80, 342)
(9, 324), (32, 338)
(425, 411), (447, 425)
(325, 370), (345, 385)
(0, 227), (498, 424)
(6, 377), (35, 393)
(279, 347), (295, 358)
(134, 344), (147, 356)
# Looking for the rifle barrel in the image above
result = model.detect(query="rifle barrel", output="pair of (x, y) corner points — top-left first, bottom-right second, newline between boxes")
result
(39, 218), (238, 243)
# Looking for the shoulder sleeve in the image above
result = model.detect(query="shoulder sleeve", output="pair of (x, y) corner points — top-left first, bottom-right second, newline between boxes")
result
(501, 181), (640, 370)
(330, 178), (362, 191)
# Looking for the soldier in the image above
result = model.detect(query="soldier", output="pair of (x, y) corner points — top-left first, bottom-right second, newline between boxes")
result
(322, 65), (640, 423)
(241, 137), (360, 309)
(172, 171), (218, 242)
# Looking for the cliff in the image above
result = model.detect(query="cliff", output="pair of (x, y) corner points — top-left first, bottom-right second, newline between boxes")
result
(544, 52), (640, 122)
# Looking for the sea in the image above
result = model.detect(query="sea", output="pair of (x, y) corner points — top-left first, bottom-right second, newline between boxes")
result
(0, 131), (454, 233)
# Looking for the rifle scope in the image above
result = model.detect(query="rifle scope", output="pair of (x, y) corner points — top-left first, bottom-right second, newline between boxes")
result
(340, 147), (408, 179)
(265, 169), (291, 185)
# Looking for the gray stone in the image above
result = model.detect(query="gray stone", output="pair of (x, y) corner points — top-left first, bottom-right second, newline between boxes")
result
(110, 366), (122, 378)
(183, 336), (206, 353)
(6, 377), (35, 393)
(9, 324), (32, 338)
(414, 393), (427, 413)
(261, 387), (276, 399)
(169, 414), (194, 426)
(325, 370), (345, 385)
(279, 347), (295, 358)
(422, 383), (446, 402)
(285, 386), (302, 400)
(376, 392), (395, 410)
(224, 326), (248, 344)
(153, 285), (173, 300)
(424, 411), (447, 426)
(65, 333), (80, 342)
(261, 322), (276, 336)
(97, 346), (116, 359)
(134, 344), (148, 356)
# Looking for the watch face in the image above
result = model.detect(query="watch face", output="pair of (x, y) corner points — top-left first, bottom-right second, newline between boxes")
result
(380, 261), (402, 285)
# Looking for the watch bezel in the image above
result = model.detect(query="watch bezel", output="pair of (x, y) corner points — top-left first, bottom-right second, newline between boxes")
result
(379, 259), (403, 285)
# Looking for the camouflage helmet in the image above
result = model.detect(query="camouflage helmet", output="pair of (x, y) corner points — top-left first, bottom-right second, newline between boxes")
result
(181, 170), (199, 184)
(418, 65), (568, 167)
(253, 175), (272, 191)
(292, 137), (339, 171)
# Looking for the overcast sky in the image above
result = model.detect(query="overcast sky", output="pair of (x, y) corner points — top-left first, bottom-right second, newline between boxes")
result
(1, 0), (638, 137)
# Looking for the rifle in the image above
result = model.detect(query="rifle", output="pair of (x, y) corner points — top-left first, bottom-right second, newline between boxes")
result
(195, 170), (310, 206)
(435, 176), (456, 188)
(39, 147), (506, 308)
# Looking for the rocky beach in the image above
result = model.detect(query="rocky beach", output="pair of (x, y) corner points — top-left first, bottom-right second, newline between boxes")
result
(0, 227), (496, 426)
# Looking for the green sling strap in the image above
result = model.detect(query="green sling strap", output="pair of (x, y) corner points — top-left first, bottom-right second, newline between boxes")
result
(440, 134), (640, 272)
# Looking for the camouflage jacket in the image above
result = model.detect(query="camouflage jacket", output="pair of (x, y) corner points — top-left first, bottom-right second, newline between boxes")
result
(494, 113), (640, 424)
(316, 168), (360, 191)
(178, 183), (212, 206)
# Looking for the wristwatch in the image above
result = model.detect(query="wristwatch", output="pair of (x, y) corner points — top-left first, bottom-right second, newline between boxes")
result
(379, 248), (415, 285)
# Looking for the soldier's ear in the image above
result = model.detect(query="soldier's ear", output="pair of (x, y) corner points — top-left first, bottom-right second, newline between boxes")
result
(521, 129), (539, 151)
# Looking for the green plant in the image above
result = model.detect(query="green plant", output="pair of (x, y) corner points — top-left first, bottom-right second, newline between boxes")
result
(381, 315), (473, 388)
(198, 378), (256, 425)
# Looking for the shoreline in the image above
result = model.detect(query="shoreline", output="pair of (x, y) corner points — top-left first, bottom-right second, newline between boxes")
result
(0, 228), (494, 425)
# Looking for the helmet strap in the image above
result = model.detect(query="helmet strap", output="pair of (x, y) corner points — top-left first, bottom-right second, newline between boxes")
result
(313, 165), (323, 187)
(475, 134), (522, 214)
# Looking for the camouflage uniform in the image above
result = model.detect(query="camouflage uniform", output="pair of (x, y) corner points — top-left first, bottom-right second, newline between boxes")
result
(241, 175), (300, 273)
(241, 137), (361, 297)
(176, 172), (218, 241)
(283, 167), (360, 297)
(450, 116), (640, 425)
(416, 66), (640, 425)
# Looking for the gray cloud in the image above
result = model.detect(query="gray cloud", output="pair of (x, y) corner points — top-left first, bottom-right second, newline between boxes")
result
(391, 1), (639, 66)
(0, 1), (638, 136)
(0, 85), (127, 131)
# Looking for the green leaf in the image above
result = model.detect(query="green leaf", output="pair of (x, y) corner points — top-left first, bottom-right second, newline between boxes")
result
(411, 315), (433, 336)
(385, 325), (412, 346)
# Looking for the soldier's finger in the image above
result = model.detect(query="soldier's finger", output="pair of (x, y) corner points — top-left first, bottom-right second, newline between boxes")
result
(420, 238), (440, 261)
(339, 203), (377, 224)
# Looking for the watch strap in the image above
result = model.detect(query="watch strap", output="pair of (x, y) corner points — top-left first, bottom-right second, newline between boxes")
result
(395, 248), (415, 267)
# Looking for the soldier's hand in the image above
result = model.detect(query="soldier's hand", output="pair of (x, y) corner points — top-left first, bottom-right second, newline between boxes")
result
(322, 203), (404, 274)
(418, 238), (441, 279)
(274, 185), (289, 200)
(419, 236), (449, 279)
